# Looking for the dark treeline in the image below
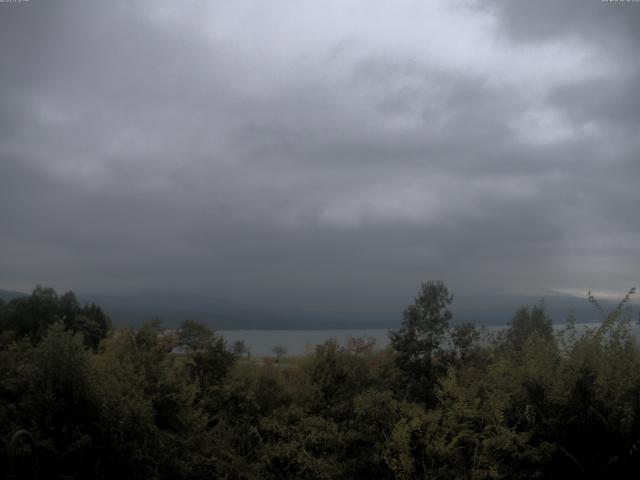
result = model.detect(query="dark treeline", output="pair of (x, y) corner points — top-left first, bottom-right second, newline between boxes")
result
(1, 282), (640, 479)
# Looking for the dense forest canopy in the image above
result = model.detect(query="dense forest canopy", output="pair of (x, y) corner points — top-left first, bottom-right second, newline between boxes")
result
(1, 283), (640, 479)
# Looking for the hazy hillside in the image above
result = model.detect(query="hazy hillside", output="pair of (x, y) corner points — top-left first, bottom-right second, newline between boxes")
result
(3, 287), (631, 329)
(0, 289), (28, 301)
(73, 291), (640, 329)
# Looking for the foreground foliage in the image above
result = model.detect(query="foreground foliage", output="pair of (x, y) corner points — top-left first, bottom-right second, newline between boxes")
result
(1, 283), (640, 479)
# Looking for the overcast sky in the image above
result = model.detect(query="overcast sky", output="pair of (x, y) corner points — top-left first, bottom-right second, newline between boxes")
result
(1, 0), (639, 315)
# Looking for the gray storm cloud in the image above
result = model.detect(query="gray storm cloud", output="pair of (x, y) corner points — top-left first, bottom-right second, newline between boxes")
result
(1, 0), (639, 315)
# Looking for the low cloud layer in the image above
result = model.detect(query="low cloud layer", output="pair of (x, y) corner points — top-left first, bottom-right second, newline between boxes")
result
(1, 0), (639, 316)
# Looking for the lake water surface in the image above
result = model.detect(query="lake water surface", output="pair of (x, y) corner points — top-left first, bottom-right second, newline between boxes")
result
(219, 322), (640, 357)
(218, 329), (392, 357)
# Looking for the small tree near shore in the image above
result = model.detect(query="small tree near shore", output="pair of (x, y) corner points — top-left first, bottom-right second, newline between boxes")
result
(390, 280), (453, 405)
